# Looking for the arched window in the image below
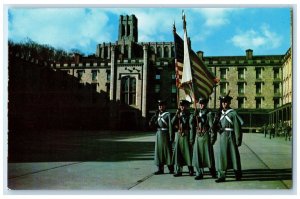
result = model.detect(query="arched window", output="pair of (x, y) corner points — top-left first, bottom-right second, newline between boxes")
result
(171, 46), (175, 57)
(164, 46), (169, 58)
(121, 76), (136, 105)
(157, 46), (162, 58)
(122, 24), (126, 37)
(124, 45), (129, 58)
(150, 46), (155, 55)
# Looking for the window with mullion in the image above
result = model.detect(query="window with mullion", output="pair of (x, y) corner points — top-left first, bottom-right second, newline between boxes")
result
(238, 82), (244, 94)
(121, 76), (136, 105)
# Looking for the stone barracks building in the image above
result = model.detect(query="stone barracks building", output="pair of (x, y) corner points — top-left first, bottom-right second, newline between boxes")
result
(9, 14), (292, 131)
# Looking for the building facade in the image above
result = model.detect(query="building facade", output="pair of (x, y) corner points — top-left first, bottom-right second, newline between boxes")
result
(48, 14), (292, 131)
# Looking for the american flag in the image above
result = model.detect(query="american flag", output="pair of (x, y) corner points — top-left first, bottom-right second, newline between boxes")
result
(173, 30), (218, 102)
(173, 32), (184, 88)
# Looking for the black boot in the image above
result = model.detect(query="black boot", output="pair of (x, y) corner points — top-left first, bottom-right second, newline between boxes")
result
(215, 178), (226, 183)
(188, 166), (195, 176)
(194, 174), (203, 180)
(168, 165), (174, 174)
(209, 168), (217, 179)
(154, 166), (164, 175)
(235, 170), (242, 181)
(154, 170), (164, 175)
(173, 172), (182, 177)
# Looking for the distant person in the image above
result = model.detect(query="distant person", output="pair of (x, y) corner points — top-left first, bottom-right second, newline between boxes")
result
(214, 94), (244, 183)
(283, 121), (292, 141)
(262, 123), (267, 137)
(149, 100), (174, 175)
(266, 124), (272, 139)
(171, 99), (194, 177)
(191, 97), (216, 180)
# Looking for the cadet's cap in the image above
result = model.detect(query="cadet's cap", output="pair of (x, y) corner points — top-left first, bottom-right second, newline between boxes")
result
(157, 100), (167, 106)
(219, 95), (233, 102)
(179, 99), (190, 106)
(198, 97), (209, 104)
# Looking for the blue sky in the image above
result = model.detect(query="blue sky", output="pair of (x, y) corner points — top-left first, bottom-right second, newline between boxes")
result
(7, 7), (291, 56)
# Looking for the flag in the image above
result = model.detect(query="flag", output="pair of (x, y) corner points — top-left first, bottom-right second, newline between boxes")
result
(181, 28), (193, 84)
(173, 31), (183, 88)
(173, 26), (218, 102)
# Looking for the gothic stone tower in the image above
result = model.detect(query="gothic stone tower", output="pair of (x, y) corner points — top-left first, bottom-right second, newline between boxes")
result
(118, 15), (138, 43)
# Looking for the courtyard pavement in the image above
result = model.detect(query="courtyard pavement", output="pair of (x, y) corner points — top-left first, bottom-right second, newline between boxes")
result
(4, 130), (295, 195)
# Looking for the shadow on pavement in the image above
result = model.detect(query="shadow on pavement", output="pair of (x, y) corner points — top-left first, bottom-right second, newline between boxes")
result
(8, 130), (155, 163)
(222, 168), (292, 182)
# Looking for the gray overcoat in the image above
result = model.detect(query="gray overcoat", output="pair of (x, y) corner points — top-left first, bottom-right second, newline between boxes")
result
(191, 109), (215, 169)
(149, 111), (173, 166)
(214, 109), (243, 172)
(171, 111), (193, 167)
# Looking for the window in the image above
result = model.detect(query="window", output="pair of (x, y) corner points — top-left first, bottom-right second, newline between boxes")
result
(107, 71), (111, 81)
(124, 45), (129, 58)
(274, 68), (280, 79)
(220, 68), (227, 79)
(256, 82), (262, 94)
(220, 82), (227, 94)
(171, 72), (176, 80)
(155, 84), (160, 93)
(164, 46), (169, 58)
(157, 47), (162, 58)
(171, 84), (177, 93)
(171, 93), (177, 107)
(238, 82), (245, 94)
(126, 24), (130, 36)
(92, 70), (98, 81)
(256, 68), (262, 79)
(238, 98), (244, 109)
(106, 83), (110, 94)
(77, 70), (84, 81)
(155, 74), (161, 80)
(274, 98), (280, 108)
(274, 83), (280, 94)
(256, 98), (262, 109)
(150, 46), (156, 60)
(171, 46), (175, 57)
(104, 46), (108, 59)
(122, 24), (125, 36)
(121, 76), (136, 105)
(238, 68), (244, 79)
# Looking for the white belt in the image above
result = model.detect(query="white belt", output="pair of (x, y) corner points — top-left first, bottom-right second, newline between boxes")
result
(224, 128), (234, 131)
(158, 128), (168, 131)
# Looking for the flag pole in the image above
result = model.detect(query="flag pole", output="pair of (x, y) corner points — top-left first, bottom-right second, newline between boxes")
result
(182, 10), (198, 112)
(173, 21), (180, 108)
(173, 21), (181, 134)
(182, 11), (199, 136)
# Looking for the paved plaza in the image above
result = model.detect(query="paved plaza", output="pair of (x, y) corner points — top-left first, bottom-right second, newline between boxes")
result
(5, 130), (294, 194)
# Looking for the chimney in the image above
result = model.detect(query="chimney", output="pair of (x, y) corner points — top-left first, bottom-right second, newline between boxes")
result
(246, 49), (253, 60)
(74, 53), (81, 64)
(197, 51), (204, 60)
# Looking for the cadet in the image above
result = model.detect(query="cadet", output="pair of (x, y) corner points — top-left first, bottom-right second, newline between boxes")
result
(191, 97), (216, 180)
(149, 100), (174, 175)
(171, 99), (194, 177)
(214, 94), (243, 183)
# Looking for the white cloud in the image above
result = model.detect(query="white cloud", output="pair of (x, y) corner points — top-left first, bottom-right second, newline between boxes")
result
(8, 8), (112, 54)
(230, 24), (283, 51)
(193, 8), (240, 27)
(8, 7), (183, 54)
(133, 9), (181, 42)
